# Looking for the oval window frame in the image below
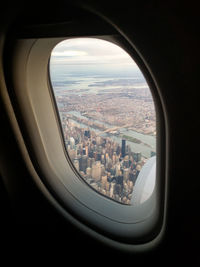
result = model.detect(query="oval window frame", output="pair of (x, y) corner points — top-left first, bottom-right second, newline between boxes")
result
(49, 37), (157, 206)
(11, 35), (166, 246)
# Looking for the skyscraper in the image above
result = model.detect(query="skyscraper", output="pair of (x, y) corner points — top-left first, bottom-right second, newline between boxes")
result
(80, 155), (88, 173)
(134, 152), (141, 162)
(91, 161), (101, 181)
(73, 158), (80, 171)
(122, 139), (126, 158)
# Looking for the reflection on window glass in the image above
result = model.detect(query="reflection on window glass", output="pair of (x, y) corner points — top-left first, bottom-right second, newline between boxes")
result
(49, 38), (156, 205)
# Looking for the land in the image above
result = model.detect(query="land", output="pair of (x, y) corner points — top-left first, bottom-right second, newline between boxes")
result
(56, 85), (156, 136)
(52, 77), (156, 204)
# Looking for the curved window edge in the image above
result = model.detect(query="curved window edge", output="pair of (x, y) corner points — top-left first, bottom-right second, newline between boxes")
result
(8, 35), (167, 247)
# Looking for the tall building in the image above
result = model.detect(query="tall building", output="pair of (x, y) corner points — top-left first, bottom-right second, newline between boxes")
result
(101, 154), (105, 165)
(84, 130), (90, 138)
(121, 139), (126, 158)
(123, 168), (129, 181)
(82, 147), (86, 155)
(91, 161), (101, 181)
(134, 152), (141, 162)
(80, 155), (88, 173)
(101, 175), (107, 189)
(73, 158), (80, 171)
(110, 182), (115, 198)
(86, 167), (92, 177)
(123, 159), (129, 168)
(70, 137), (75, 149)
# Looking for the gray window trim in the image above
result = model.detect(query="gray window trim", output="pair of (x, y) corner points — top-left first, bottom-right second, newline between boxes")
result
(11, 37), (167, 248)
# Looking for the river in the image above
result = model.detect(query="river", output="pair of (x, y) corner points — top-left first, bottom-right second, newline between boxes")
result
(62, 110), (156, 158)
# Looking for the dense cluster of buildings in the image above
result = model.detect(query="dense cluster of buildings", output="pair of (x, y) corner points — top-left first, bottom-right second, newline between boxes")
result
(62, 116), (146, 204)
(56, 85), (156, 136)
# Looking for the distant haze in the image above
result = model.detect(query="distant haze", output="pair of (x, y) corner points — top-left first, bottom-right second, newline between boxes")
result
(50, 38), (141, 78)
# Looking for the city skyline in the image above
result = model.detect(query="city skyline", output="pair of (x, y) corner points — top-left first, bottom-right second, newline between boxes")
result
(63, 120), (143, 204)
(50, 38), (156, 204)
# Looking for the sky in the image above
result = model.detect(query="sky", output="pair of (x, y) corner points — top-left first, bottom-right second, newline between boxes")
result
(50, 38), (136, 65)
(49, 38), (142, 77)
(51, 38), (141, 71)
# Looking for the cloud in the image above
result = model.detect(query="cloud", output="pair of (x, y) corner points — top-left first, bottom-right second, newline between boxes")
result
(51, 50), (88, 57)
(50, 38), (137, 68)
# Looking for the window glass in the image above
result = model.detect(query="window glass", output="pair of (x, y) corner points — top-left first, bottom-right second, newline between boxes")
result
(49, 38), (156, 205)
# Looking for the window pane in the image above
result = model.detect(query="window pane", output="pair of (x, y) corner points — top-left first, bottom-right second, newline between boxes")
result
(49, 38), (156, 205)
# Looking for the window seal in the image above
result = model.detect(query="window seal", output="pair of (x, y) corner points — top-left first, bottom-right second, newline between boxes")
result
(8, 35), (166, 247)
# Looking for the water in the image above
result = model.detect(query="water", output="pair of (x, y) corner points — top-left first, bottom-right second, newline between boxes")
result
(62, 110), (156, 158)
(50, 67), (156, 158)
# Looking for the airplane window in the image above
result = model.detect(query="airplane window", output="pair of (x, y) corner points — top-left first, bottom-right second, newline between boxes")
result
(49, 38), (156, 205)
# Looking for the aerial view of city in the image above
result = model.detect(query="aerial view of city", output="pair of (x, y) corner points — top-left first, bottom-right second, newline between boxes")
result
(50, 38), (156, 205)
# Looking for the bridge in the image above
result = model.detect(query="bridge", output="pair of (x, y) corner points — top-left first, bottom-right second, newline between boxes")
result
(102, 124), (132, 133)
